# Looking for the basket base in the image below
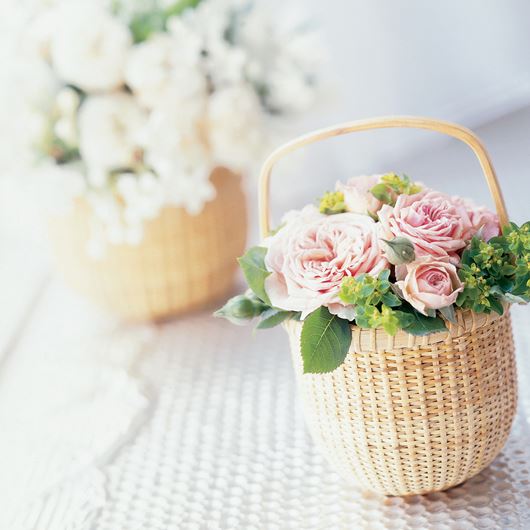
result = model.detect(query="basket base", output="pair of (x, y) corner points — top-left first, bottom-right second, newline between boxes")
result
(285, 309), (518, 496)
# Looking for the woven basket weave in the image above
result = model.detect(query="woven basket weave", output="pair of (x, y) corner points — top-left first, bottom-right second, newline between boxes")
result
(258, 116), (518, 495)
(285, 310), (516, 495)
(48, 167), (247, 321)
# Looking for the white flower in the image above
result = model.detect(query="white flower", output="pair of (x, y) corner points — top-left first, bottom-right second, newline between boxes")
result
(54, 117), (76, 145)
(50, 3), (131, 92)
(125, 32), (206, 109)
(207, 84), (263, 171)
(166, 172), (216, 215)
(138, 95), (215, 214)
(22, 7), (60, 62)
(79, 93), (146, 171)
(264, 60), (316, 114)
(179, 0), (247, 87)
(234, 3), (321, 114)
(141, 96), (209, 177)
(15, 58), (58, 111)
(86, 191), (125, 252)
(117, 171), (165, 222)
(205, 39), (247, 88)
(55, 86), (80, 115)
(53, 87), (80, 145)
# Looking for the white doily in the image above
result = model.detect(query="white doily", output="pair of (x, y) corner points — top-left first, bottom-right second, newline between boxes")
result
(0, 284), (153, 530)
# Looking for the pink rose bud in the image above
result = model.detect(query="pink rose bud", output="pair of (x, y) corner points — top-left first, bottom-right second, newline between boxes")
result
(396, 259), (463, 316)
(335, 175), (384, 216)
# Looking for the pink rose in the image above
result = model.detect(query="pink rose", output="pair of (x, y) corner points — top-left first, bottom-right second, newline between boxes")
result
(396, 259), (463, 315)
(264, 210), (388, 319)
(336, 174), (383, 216)
(452, 196), (500, 241)
(378, 190), (474, 261)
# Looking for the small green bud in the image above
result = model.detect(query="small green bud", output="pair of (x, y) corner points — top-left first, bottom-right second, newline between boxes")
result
(214, 294), (267, 325)
(380, 173), (422, 195)
(319, 191), (347, 215)
(382, 237), (416, 265)
(370, 183), (395, 205)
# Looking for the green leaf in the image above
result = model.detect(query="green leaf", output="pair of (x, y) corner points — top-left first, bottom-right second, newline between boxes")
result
(398, 304), (447, 336)
(165, 0), (202, 17)
(238, 247), (271, 305)
(128, 0), (202, 43)
(489, 297), (504, 315)
(256, 309), (295, 329)
(129, 11), (166, 42)
(381, 292), (401, 307)
(301, 307), (352, 374)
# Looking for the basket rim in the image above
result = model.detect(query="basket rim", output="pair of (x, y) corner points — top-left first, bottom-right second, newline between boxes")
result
(284, 306), (507, 352)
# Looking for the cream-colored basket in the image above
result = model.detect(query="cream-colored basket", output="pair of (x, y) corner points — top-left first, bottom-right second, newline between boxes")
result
(258, 116), (517, 496)
(48, 167), (247, 321)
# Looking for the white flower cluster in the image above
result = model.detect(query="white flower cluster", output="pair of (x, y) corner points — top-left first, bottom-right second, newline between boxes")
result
(14, 0), (321, 256)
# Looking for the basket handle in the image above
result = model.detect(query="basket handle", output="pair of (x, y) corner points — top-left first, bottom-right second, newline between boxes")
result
(258, 116), (508, 238)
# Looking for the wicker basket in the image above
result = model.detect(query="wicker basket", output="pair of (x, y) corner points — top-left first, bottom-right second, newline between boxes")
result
(48, 167), (247, 321)
(258, 116), (518, 495)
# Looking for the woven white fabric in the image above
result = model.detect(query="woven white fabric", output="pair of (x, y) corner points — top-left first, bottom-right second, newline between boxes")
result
(0, 284), (152, 530)
(94, 306), (530, 530)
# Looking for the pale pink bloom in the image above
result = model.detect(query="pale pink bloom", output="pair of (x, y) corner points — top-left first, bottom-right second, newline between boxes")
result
(264, 210), (388, 319)
(452, 196), (500, 241)
(378, 190), (474, 262)
(336, 174), (383, 216)
(471, 208), (500, 240)
(396, 259), (463, 315)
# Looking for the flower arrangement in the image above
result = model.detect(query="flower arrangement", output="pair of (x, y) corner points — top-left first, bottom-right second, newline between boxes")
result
(15, 0), (321, 255)
(217, 173), (530, 373)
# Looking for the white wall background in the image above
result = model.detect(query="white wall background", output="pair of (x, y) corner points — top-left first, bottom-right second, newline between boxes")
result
(258, 0), (530, 229)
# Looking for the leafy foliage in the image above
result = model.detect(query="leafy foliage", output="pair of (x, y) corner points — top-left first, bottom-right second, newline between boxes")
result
(370, 173), (421, 206)
(504, 222), (530, 298)
(457, 224), (530, 314)
(300, 307), (352, 373)
(217, 175), (530, 374)
(217, 248), (302, 330)
(256, 309), (295, 329)
(319, 191), (347, 215)
(237, 246), (272, 306)
(396, 303), (447, 336)
(339, 270), (400, 310)
(339, 270), (401, 335)
(128, 0), (203, 43)
(339, 270), (446, 335)
(354, 305), (403, 336)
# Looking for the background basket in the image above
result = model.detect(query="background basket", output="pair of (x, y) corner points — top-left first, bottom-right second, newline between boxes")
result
(48, 167), (247, 321)
(258, 116), (517, 495)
